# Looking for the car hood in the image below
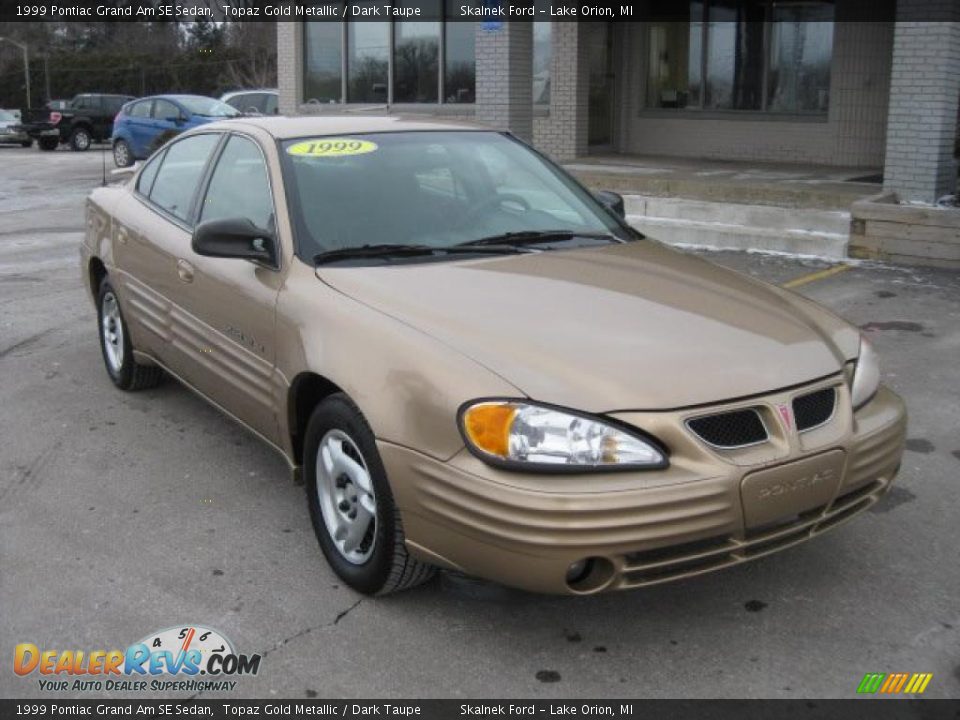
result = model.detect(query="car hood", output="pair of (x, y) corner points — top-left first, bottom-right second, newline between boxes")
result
(316, 242), (860, 412)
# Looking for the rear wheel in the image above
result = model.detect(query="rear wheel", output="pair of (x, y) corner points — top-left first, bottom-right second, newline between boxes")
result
(97, 278), (163, 391)
(70, 127), (91, 151)
(304, 394), (435, 595)
(38, 137), (58, 151)
(20, 140), (32, 148)
(113, 139), (133, 168)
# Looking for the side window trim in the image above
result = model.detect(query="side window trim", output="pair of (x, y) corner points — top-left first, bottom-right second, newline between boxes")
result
(132, 131), (226, 232)
(194, 131), (281, 271)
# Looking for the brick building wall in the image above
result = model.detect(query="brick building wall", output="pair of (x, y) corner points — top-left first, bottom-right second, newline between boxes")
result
(882, 12), (960, 202)
(476, 23), (533, 141)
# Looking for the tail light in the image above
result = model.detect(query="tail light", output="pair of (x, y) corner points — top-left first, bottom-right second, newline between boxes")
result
(49, 111), (62, 124)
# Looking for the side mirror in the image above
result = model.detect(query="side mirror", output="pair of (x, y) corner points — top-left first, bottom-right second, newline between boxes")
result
(192, 218), (276, 265)
(595, 190), (625, 219)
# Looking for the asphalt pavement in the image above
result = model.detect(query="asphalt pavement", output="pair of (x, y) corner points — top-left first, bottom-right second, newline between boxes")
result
(1, 145), (958, 700)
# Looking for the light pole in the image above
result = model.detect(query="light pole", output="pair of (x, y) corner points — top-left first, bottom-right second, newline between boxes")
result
(0, 37), (31, 109)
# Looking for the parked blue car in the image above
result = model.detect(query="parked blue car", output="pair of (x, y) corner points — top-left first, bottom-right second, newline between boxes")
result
(111, 94), (240, 167)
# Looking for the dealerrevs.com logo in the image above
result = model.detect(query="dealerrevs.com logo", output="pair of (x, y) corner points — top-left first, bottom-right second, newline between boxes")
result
(14, 625), (262, 693)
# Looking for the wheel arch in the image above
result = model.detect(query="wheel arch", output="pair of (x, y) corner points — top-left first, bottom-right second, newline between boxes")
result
(88, 256), (108, 299)
(287, 372), (345, 464)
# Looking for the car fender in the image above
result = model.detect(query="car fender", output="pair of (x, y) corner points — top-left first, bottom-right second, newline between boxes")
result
(274, 260), (524, 464)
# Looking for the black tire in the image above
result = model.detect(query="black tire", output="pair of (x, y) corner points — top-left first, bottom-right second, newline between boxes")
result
(96, 278), (163, 391)
(38, 137), (58, 151)
(20, 140), (32, 148)
(304, 393), (435, 595)
(70, 126), (92, 151)
(113, 139), (133, 168)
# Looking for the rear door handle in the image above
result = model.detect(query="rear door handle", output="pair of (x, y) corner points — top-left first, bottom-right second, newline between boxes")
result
(177, 259), (195, 283)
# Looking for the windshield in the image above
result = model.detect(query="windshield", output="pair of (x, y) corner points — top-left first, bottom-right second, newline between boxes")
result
(280, 131), (632, 260)
(177, 97), (240, 117)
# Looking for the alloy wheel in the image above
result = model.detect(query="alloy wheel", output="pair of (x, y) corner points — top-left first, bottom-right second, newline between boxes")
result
(315, 429), (378, 564)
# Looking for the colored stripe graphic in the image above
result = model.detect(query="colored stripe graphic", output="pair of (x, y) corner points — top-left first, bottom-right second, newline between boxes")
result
(857, 672), (932, 694)
(857, 673), (885, 693)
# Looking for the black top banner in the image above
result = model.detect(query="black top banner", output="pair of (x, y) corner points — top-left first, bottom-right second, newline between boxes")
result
(1, 700), (959, 720)
(2, 0), (956, 23)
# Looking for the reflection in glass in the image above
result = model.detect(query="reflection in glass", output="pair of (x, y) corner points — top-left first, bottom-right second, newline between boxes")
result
(767, 8), (834, 112)
(533, 12), (551, 104)
(704, 0), (764, 111)
(304, 16), (343, 104)
(394, 2), (440, 103)
(444, 0), (475, 103)
(348, 22), (389, 103)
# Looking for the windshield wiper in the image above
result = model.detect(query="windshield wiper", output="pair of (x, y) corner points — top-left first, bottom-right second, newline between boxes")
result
(313, 243), (532, 266)
(457, 230), (621, 248)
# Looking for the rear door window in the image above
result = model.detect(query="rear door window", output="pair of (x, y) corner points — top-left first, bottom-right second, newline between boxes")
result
(129, 101), (152, 118)
(152, 100), (181, 121)
(147, 134), (221, 223)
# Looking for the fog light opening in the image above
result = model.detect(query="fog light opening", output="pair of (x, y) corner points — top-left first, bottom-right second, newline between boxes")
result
(566, 559), (591, 584)
(565, 557), (615, 593)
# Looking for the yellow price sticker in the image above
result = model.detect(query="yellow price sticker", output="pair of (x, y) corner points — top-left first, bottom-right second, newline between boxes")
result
(287, 138), (378, 158)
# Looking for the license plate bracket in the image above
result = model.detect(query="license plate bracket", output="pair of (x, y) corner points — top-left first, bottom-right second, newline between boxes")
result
(740, 449), (846, 529)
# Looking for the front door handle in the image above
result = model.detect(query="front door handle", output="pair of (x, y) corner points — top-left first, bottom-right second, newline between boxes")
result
(177, 259), (195, 283)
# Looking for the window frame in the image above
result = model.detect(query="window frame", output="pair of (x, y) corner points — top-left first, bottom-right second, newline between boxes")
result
(303, 16), (500, 108)
(642, 0), (834, 118)
(194, 131), (282, 271)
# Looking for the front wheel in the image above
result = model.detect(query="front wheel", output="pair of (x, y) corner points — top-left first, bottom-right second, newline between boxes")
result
(97, 278), (163, 391)
(304, 394), (435, 595)
(113, 139), (133, 168)
(20, 140), (32, 148)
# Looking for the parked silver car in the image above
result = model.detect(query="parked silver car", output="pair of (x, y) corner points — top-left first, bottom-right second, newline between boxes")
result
(0, 109), (31, 147)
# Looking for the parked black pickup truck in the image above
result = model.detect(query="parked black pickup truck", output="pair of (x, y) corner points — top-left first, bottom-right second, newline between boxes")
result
(20, 93), (134, 151)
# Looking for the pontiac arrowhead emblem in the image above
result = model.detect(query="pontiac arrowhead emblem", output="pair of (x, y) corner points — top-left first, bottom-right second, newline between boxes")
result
(777, 403), (793, 430)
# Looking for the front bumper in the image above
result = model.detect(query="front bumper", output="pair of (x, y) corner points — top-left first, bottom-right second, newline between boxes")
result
(383, 380), (906, 594)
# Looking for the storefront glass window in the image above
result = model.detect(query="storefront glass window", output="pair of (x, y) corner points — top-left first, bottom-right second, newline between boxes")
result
(304, 14), (478, 105)
(444, 0), (476, 102)
(533, 5), (552, 105)
(348, 22), (389, 103)
(767, 6), (834, 113)
(646, 0), (834, 114)
(303, 14), (343, 104)
(394, 1), (441, 103)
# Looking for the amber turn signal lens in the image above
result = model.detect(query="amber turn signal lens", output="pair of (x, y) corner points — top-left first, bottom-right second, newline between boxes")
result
(462, 403), (517, 458)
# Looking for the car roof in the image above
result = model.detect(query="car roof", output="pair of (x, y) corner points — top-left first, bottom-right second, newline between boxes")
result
(200, 114), (492, 139)
(138, 94), (219, 103)
(222, 89), (278, 98)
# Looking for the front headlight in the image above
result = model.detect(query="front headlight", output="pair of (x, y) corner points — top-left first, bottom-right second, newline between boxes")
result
(850, 335), (881, 410)
(459, 400), (667, 471)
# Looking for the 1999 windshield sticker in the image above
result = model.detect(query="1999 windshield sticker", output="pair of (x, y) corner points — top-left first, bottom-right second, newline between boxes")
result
(13, 625), (261, 693)
(287, 138), (378, 157)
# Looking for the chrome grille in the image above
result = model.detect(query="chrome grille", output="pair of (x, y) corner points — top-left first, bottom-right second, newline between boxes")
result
(793, 387), (836, 432)
(686, 409), (767, 449)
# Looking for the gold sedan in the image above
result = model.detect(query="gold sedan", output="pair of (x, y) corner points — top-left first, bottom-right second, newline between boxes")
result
(81, 117), (906, 595)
